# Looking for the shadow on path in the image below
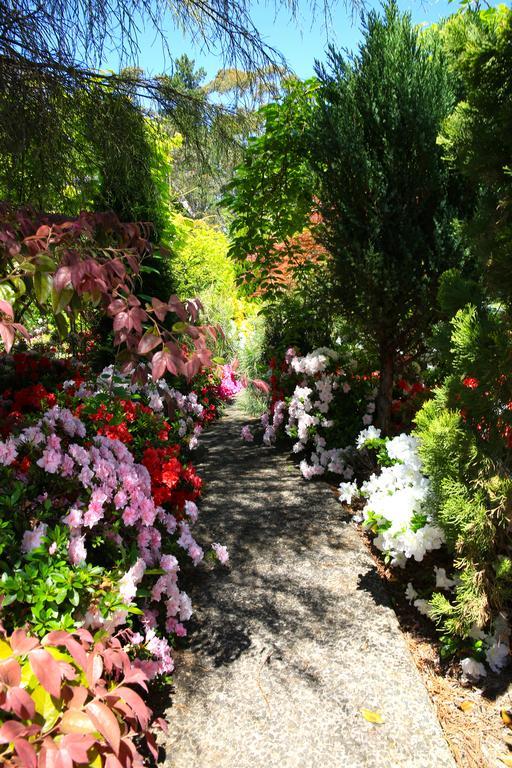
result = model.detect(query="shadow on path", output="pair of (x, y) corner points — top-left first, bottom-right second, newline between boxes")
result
(161, 405), (456, 768)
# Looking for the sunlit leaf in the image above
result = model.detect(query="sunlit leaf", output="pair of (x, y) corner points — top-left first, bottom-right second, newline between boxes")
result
(360, 708), (384, 724)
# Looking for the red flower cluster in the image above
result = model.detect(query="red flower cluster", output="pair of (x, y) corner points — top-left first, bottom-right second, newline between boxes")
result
(142, 445), (202, 510)
(463, 377), (479, 389)
(81, 398), (170, 447)
(0, 383), (56, 436)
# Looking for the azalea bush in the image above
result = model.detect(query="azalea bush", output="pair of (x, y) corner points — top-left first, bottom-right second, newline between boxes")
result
(0, 348), (229, 766)
(340, 423), (511, 681)
(241, 347), (429, 480)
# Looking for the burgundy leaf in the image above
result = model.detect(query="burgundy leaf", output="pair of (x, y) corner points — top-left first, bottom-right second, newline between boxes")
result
(0, 720), (28, 743)
(137, 331), (161, 355)
(151, 297), (169, 322)
(63, 684), (89, 710)
(60, 734), (95, 762)
(0, 321), (14, 351)
(151, 351), (167, 381)
(85, 652), (103, 689)
(52, 266), (72, 292)
(119, 668), (148, 691)
(14, 738), (37, 768)
(6, 686), (36, 719)
(85, 700), (121, 754)
(0, 657), (21, 686)
(145, 730), (160, 760)
(29, 649), (62, 698)
(9, 629), (39, 655)
(104, 754), (124, 768)
(0, 299), (13, 318)
(44, 631), (88, 671)
(109, 686), (151, 729)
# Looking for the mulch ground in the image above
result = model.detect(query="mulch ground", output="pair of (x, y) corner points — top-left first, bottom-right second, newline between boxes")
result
(352, 519), (512, 768)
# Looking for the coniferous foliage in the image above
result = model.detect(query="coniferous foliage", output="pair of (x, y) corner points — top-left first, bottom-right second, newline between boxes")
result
(414, 5), (512, 640)
(439, 5), (512, 304)
(309, 1), (467, 433)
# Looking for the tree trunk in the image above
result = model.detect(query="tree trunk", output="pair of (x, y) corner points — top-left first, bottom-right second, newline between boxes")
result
(375, 342), (395, 435)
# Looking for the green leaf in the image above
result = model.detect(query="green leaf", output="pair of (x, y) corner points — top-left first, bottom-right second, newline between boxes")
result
(55, 312), (69, 338)
(34, 271), (53, 304)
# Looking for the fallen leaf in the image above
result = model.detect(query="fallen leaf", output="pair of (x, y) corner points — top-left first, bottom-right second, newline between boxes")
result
(502, 709), (512, 726)
(498, 756), (512, 767)
(361, 708), (384, 724)
(459, 700), (475, 713)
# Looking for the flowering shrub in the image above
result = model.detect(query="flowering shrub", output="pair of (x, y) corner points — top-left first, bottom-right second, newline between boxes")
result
(339, 430), (445, 567)
(0, 625), (163, 767)
(218, 363), (243, 400)
(341, 425), (511, 680)
(242, 348), (376, 479)
(0, 206), (216, 380)
(0, 354), (229, 691)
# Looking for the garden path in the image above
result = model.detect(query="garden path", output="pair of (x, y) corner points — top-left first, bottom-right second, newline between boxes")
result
(161, 404), (456, 768)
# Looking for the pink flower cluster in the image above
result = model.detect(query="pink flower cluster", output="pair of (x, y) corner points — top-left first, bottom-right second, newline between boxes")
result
(218, 363), (243, 400)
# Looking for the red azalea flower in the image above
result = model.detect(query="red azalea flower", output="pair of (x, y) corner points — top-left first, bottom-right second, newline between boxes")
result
(463, 377), (479, 389)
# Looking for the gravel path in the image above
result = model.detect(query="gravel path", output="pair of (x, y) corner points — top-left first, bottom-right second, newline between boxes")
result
(161, 405), (456, 768)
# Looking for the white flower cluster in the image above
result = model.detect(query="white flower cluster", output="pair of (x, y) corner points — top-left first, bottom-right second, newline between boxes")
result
(459, 614), (510, 679)
(245, 348), (374, 479)
(290, 348), (337, 376)
(342, 430), (445, 567)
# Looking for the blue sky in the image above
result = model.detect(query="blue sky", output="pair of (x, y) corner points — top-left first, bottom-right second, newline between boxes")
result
(104, 0), (458, 80)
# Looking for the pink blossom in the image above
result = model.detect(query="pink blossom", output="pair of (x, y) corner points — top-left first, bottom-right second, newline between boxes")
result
(22, 523), (48, 553)
(241, 425), (254, 442)
(188, 543), (204, 565)
(184, 500), (199, 523)
(179, 592), (193, 622)
(68, 534), (87, 565)
(122, 506), (139, 526)
(61, 454), (75, 477)
(160, 554), (179, 573)
(0, 438), (17, 466)
(212, 542), (229, 565)
(36, 448), (61, 473)
(63, 507), (83, 528)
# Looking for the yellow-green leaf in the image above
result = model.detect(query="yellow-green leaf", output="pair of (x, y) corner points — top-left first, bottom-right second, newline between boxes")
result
(0, 639), (13, 660)
(52, 285), (74, 314)
(172, 321), (188, 333)
(0, 284), (16, 303)
(31, 685), (61, 732)
(10, 278), (26, 297)
(35, 254), (57, 272)
(60, 709), (97, 735)
(361, 708), (384, 724)
(502, 709), (512, 726)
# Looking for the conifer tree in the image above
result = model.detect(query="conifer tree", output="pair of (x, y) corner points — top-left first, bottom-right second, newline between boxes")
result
(415, 5), (512, 638)
(309, 1), (464, 433)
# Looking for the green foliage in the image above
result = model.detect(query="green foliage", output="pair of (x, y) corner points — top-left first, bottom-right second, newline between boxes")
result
(438, 5), (512, 303)
(415, 308), (512, 635)
(309, 1), (467, 432)
(169, 211), (261, 360)
(224, 77), (319, 293)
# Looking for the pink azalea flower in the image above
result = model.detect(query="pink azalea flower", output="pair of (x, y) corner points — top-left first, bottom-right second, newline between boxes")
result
(212, 542), (229, 565)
